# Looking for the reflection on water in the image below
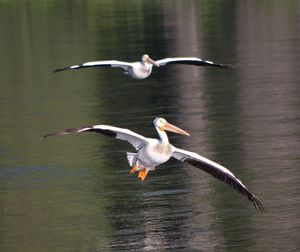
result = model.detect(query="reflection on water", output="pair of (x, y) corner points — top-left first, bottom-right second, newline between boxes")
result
(0, 1), (300, 251)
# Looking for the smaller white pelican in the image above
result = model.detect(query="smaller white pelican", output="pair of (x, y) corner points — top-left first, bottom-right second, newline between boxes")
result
(42, 117), (264, 212)
(53, 54), (232, 79)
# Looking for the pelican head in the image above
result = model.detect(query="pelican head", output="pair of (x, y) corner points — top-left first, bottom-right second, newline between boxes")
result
(142, 54), (160, 67)
(154, 117), (190, 136)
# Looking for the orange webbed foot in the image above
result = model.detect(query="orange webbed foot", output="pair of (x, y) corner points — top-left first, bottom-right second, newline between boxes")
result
(138, 168), (149, 181)
(130, 165), (138, 175)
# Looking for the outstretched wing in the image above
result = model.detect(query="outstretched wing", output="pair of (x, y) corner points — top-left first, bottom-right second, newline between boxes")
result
(155, 57), (233, 69)
(53, 60), (134, 73)
(42, 125), (149, 151)
(172, 147), (264, 212)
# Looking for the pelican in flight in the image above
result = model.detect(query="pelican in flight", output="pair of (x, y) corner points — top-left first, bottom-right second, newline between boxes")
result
(42, 117), (264, 212)
(53, 54), (232, 79)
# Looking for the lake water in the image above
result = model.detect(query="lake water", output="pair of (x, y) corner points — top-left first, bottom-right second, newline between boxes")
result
(0, 1), (299, 251)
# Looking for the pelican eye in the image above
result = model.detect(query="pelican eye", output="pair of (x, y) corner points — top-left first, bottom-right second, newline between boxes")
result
(159, 119), (166, 125)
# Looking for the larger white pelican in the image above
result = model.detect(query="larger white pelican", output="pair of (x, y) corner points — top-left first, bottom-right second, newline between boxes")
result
(42, 117), (264, 212)
(53, 54), (232, 79)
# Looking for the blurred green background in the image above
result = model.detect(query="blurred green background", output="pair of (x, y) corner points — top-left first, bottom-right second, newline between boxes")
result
(0, 1), (299, 251)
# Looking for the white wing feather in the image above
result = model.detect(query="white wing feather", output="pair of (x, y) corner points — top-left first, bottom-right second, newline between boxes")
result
(54, 60), (134, 72)
(42, 124), (150, 151)
(155, 57), (232, 69)
(93, 125), (149, 150)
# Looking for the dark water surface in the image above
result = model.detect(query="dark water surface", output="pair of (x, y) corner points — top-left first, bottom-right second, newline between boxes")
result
(0, 1), (299, 251)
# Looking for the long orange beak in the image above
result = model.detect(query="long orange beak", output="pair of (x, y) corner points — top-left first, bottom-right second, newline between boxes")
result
(162, 122), (190, 136)
(147, 57), (160, 67)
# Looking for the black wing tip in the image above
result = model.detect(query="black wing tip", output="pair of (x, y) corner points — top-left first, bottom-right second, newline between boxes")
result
(53, 64), (97, 73)
(40, 131), (67, 139)
(219, 64), (235, 70)
(201, 60), (235, 70)
(180, 60), (236, 70)
(40, 126), (118, 140)
(40, 126), (92, 140)
(250, 195), (265, 213)
(40, 133), (60, 139)
(53, 67), (70, 73)
(40, 134), (51, 139)
(184, 158), (264, 213)
(209, 62), (235, 70)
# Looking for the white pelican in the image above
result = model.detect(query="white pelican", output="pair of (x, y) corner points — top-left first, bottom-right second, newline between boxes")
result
(53, 54), (232, 79)
(42, 117), (264, 212)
